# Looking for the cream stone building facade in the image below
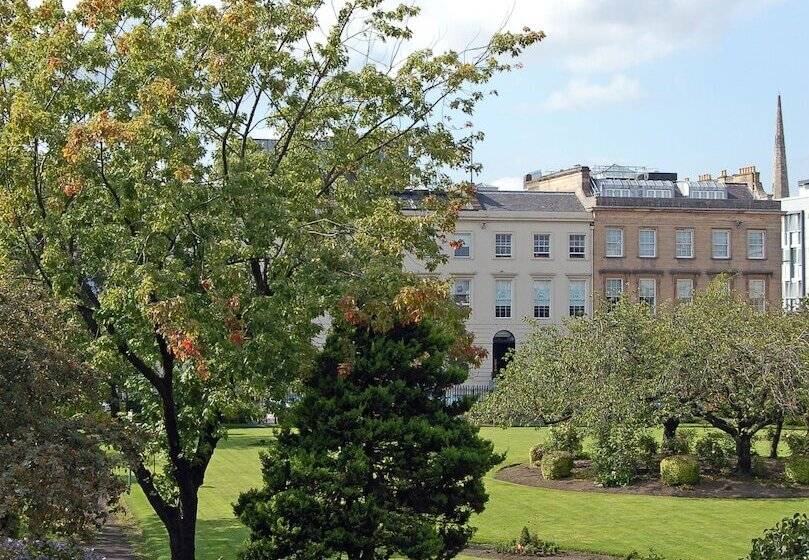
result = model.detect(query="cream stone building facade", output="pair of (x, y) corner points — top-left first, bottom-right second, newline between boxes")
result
(403, 188), (592, 385)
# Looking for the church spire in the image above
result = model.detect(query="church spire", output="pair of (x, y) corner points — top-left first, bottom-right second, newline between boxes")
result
(773, 94), (789, 199)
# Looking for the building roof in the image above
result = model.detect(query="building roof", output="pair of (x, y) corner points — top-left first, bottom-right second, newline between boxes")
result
(474, 190), (585, 212)
(398, 189), (586, 213)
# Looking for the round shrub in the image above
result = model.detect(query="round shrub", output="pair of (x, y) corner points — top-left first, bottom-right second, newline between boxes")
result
(694, 432), (735, 472)
(540, 451), (574, 480)
(660, 455), (700, 486)
(746, 513), (809, 560)
(529, 443), (544, 467)
(785, 455), (809, 485)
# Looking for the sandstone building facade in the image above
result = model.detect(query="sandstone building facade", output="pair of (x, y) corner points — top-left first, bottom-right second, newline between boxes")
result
(524, 165), (783, 310)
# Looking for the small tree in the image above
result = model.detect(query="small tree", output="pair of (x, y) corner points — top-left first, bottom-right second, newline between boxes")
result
(0, 279), (123, 539)
(235, 293), (500, 560)
(672, 281), (807, 474)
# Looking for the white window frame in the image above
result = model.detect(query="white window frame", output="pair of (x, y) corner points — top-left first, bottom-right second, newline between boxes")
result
(605, 278), (623, 304)
(748, 279), (766, 312)
(452, 232), (472, 259)
(452, 278), (472, 308)
(676, 278), (694, 302)
(638, 278), (656, 309)
(605, 227), (624, 258)
(494, 233), (513, 259)
(638, 228), (657, 258)
(495, 279), (513, 318)
(747, 230), (766, 260)
(568, 279), (587, 317)
(712, 229), (731, 259)
(569, 233), (586, 259)
(532, 279), (551, 319)
(533, 233), (551, 259)
(675, 229), (694, 259)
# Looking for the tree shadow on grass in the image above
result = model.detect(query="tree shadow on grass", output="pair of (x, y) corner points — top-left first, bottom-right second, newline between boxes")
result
(134, 515), (248, 560)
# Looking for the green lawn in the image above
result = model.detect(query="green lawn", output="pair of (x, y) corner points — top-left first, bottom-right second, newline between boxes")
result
(125, 426), (809, 560)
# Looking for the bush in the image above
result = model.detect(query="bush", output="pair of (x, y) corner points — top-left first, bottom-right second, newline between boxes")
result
(624, 551), (668, 560)
(785, 455), (809, 485)
(660, 455), (700, 486)
(637, 433), (659, 469)
(694, 432), (735, 472)
(494, 526), (559, 556)
(540, 451), (574, 480)
(784, 433), (809, 456)
(660, 429), (694, 456)
(746, 513), (809, 560)
(529, 443), (544, 467)
(591, 425), (650, 487)
(0, 539), (103, 560)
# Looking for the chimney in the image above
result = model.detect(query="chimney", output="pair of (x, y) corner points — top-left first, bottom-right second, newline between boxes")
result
(698, 173), (712, 181)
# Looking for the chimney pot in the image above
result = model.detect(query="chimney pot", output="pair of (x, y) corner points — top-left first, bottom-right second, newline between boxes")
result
(699, 173), (711, 181)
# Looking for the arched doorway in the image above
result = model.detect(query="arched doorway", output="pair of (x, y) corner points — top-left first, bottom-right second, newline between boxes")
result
(492, 330), (515, 379)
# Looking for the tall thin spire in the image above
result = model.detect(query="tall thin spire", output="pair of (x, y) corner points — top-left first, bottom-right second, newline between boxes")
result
(773, 94), (789, 198)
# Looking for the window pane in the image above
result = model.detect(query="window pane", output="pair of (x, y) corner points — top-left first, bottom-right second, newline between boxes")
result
(749, 279), (766, 312)
(452, 279), (471, 307)
(639, 278), (656, 308)
(495, 233), (512, 258)
(569, 234), (586, 259)
(676, 229), (693, 258)
(495, 279), (512, 318)
(712, 230), (730, 259)
(676, 279), (693, 301)
(453, 232), (472, 258)
(533, 234), (551, 258)
(639, 229), (656, 257)
(533, 280), (551, 318)
(569, 280), (586, 316)
(747, 230), (765, 259)
(605, 228), (623, 257)
(605, 278), (623, 303)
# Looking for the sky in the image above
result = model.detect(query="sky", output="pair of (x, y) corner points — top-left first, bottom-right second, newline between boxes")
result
(404, 0), (809, 192)
(54, 0), (809, 194)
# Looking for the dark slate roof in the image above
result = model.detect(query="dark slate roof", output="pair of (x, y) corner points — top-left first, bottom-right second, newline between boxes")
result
(594, 196), (781, 211)
(474, 190), (585, 212)
(398, 189), (585, 213)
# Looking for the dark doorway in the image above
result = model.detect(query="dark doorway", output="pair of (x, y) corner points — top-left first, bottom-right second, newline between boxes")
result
(492, 330), (515, 379)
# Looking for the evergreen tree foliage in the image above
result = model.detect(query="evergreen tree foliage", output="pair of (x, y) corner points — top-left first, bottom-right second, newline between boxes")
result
(235, 316), (501, 560)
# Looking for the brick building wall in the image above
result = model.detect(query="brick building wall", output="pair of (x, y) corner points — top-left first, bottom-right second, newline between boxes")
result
(592, 207), (782, 308)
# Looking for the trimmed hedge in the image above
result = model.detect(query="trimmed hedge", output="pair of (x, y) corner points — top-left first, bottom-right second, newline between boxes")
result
(660, 455), (700, 486)
(529, 443), (544, 467)
(785, 455), (809, 485)
(540, 451), (574, 480)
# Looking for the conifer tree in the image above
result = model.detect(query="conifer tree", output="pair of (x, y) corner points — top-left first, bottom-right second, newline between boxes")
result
(235, 300), (500, 560)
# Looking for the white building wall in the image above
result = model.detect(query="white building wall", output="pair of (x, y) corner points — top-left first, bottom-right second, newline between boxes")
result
(404, 209), (593, 385)
(781, 191), (809, 309)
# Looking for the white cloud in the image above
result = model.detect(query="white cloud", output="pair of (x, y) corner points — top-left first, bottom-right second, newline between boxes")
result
(489, 176), (524, 190)
(406, 0), (781, 74)
(543, 74), (641, 111)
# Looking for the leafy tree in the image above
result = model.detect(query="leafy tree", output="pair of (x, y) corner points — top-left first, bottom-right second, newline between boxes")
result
(0, 1), (540, 557)
(0, 278), (123, 540)
(234, 292), (500, 560)
(671, 283), (807, 474)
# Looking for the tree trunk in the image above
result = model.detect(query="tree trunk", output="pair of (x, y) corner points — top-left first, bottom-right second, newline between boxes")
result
(167, 513), (197, 560)
(769, 417), (784, 459)
(735, 434), (752, 475)
(662, 417), (680, 444)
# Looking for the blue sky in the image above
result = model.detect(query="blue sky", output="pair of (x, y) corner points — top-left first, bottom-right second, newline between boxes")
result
(437, 0), (809, 192)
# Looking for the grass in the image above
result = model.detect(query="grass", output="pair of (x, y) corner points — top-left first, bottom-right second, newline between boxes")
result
(126, 426), (809, 560)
